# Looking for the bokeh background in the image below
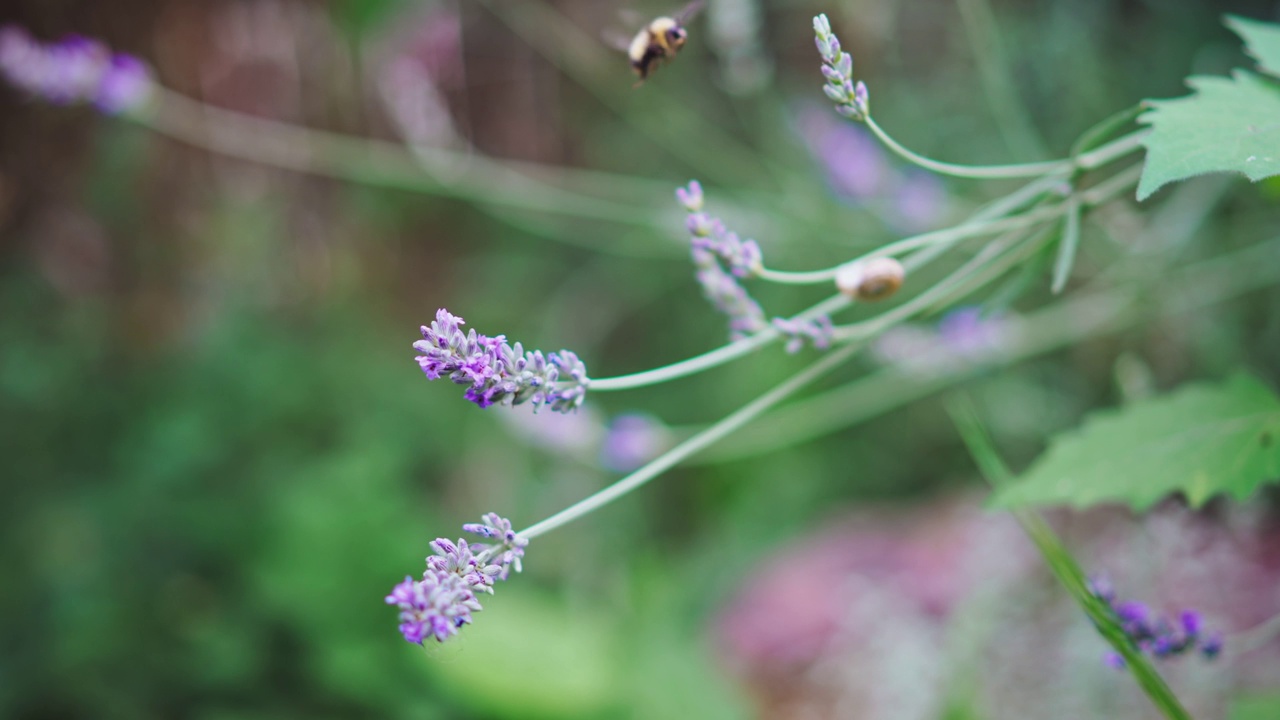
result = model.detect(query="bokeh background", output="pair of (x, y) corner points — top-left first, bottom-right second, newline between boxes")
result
(3, 0), (1280, 718)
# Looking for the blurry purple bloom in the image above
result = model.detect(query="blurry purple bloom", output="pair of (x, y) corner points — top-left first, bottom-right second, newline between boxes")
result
(414, 308), (588, 413)
(601, 413), (671, 472)
(772, 315), (835, 354)
(1103, 651), (1126, 669)
(0, 25), (152, 114)
(675, 179), (704, 212)
(1087, 575), (1116, 604)
(937, 307), (1004, 355)
(1088, 574), (1223, 669)
(94, 54), (152, 113)
(1180, 610), (1201, 637)
(1200, 633), (1223, 659)
(798, 107), (887, 200)
(891, 171), (948, 233)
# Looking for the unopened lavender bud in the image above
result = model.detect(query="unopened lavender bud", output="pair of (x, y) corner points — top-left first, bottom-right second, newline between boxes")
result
(821, 65), (842, 83)
(815, 35), (832, 58)
(836, 257), (905, 301)
(836, 53), (853, 78)
(813, 14), (832, 37)
(675, 179), (704, 212)
(854, 80), (869, 114)
(823, 84), (845, 103)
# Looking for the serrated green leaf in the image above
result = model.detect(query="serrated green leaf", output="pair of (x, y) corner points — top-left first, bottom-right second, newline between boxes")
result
(1136, 70), (1280, 200)
(992, 374), (1280, 511)
(1226, 15), (1280, 78)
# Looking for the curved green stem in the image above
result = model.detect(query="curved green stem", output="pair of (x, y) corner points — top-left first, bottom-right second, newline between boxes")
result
(518, 340), (864, 540)
(863, 114), (1147, 180)
(864, 115), (1067, 179)
(586, 294), (851, 391)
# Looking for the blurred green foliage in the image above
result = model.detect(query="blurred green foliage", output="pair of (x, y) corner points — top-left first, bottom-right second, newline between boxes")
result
(1, 0), (1279, 718)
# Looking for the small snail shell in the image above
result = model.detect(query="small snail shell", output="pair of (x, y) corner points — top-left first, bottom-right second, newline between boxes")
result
(835, 257), (905, 301)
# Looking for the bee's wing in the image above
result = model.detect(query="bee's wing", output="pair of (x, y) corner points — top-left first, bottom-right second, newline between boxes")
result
(603, 28), (634, 53)
(673, 0), (704, 24)
(618, 8), (644, 27)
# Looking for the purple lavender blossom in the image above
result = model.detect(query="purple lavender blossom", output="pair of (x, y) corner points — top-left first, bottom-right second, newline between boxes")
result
(676, 181), (769, 340)
(385, 571), (483, 644)
(680, 181), (763, 279)
(387, 513), (528, 645)
(1086, 574), (1223, 668)
(813, 15), (868, 121)
(414, 309), (588, 413)
(772, 315), (835, 354)
(0, 26), (152, 114)
(462, 511), (528, 579)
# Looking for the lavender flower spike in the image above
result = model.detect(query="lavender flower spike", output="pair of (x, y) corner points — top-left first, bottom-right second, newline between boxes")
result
(1086, 573), (1224, 668)
(387, 513), (528, 645)
(414, 308), (589, 413)
(772, 315), (835, 354)
(813, 15), (868, 121)
(0, 25), (152, 114)
(676, 180), (769, 340)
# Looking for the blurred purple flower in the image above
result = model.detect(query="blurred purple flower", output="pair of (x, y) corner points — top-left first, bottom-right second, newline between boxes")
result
(601, 413), (672, 472)
(0, 25), (152, 114)
(414, 309), (588, 413)
(872, 307), (1008, 375)
(798, 107), (887, 200)
(772, 314), (835, 354)
(1088, 574), (1223, 668)
(387, 513), (528, 644)
(891, 172), (949, 234)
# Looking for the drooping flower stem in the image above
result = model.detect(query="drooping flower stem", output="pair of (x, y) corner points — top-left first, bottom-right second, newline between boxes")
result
(517, 340), (865, 540)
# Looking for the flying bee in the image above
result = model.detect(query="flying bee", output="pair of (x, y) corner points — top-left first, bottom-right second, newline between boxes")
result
(614, 2), (703, 84)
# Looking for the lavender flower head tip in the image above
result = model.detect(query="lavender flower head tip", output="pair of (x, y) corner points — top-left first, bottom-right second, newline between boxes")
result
(387, 512), (529, 645)
(0, 26), (153, 114)
(813, 14), (831, 36)
(676, 179), (704, 212)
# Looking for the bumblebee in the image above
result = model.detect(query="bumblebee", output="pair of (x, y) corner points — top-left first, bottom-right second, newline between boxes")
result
(624, 2), (703, 83)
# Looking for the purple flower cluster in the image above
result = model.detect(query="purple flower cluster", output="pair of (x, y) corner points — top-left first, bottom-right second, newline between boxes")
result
(414, 309), (588, 413)
(813, 15), (868, 121)
(0, 26), (152, 114)
(386, 513), (528, 644)
(676, 181), (768, 340)
(1088, 576), (1223, 669)
(771, 315), (836, 354)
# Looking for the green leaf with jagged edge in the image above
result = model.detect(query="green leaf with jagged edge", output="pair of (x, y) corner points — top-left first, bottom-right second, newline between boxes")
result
(1227, 15), (1280, 77)
(1135, 15), (1280, 200)
(992, 374), (1280, 511)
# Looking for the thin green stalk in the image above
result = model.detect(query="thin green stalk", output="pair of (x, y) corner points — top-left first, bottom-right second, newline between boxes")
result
(862, 114), (1147, 180)
(1051, 198), (1082, 294)
(586, 294), (851, 391)
(949, 403), (1193, 720)
(865, 115), (1065, 179)
(135, 89), (671, 229)
(757, 178), (1069, 285)
(694, 232), (1280, 462)
(832, 225), (1048, 340)
(517, 340), (864, 539)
